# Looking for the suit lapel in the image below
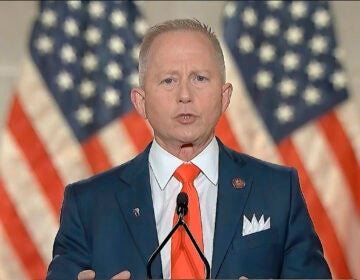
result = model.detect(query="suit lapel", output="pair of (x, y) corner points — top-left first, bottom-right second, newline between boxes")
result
(211, 141), (253, 278)
(114, 145), (163, 278)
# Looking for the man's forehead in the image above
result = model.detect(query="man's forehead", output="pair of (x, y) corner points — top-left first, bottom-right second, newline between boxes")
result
(150, 29), (208, 45)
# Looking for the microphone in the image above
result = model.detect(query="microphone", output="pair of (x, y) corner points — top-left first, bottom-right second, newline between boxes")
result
(176, 191), (188, 217)
(147, 192), (211, 279)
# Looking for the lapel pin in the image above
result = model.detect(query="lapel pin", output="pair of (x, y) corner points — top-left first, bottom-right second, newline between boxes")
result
(133, 208), (140, 217)
(232, 178), (246, 189)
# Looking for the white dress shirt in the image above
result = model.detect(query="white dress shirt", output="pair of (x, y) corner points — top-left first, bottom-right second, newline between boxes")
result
(149, 137), (219, 278)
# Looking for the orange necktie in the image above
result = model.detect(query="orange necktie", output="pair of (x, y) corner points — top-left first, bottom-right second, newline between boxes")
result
(171, 163), (205, 279)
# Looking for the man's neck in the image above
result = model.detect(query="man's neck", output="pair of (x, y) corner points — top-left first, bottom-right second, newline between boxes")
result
(155, 137), (214, 162)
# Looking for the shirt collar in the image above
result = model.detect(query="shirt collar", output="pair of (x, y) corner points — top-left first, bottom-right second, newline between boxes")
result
(149, 137), (219, 190)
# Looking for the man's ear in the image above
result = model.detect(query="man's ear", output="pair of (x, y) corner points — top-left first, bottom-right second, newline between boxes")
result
(221, 82), (233, 113)
(130, 88), (147, 119)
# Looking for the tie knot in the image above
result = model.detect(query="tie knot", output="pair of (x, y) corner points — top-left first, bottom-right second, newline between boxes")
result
(174, 163), (200, 184)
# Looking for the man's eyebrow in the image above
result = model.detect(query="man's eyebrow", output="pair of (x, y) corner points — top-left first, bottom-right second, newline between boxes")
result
(190, 70), (211, 75)
(158, 70), (180, 76)
(157, 70), (211, 77)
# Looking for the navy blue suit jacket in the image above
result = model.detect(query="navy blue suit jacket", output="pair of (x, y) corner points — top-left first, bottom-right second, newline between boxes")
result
(47, 139), (331, 279)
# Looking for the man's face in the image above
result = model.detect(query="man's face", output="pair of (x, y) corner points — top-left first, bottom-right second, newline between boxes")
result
(133, 30), (232, 154)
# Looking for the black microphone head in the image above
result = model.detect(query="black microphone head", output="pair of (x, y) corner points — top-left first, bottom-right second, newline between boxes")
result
(177, 192), (188, 205)
(176, 192), (188, 216)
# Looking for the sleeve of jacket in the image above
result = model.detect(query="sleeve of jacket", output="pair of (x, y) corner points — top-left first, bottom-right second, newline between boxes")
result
(46, 184), (91, 280)
(280, 168), (332, 278)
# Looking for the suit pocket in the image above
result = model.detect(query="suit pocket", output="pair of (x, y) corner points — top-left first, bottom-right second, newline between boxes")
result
(231, 228), (278, 252)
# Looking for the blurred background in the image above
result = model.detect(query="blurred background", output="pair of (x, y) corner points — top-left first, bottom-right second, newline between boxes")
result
(2, 1), (360, 125)
(0, 1), (359, 279)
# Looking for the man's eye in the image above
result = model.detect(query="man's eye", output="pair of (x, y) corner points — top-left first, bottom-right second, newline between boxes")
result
(196, 75), (206, 82)
(162, 78), (173, 84)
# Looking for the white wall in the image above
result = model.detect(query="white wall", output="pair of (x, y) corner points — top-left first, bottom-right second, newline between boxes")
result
(1, 1), (359, 131)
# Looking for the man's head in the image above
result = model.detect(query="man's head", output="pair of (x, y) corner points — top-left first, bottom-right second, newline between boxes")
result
(138, 19), (226, 88)
(131, 19), (232, 161)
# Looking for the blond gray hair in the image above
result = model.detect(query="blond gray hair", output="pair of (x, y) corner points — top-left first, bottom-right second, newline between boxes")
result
(138, 18), (226, 88)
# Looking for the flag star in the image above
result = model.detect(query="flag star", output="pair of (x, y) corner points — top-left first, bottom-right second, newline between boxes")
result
(242, 7), (257, 27)
(255, 70), (273, 89)
(309, 35), (328, 55)
(285, 26), (304, 45)
(88, 1), (105, 19)
(85, 26), (102, 46)
(35, 35), (54, 54)
(110, 9), (126, 28)
(134, 18), (148, 37)
(128, 71), (139, 87)
(303, 86), (322, 105)
(82, 52), (98, 72)
(131, 44), (141, 61)
(60, 44), (76, 64)
(267, 0), (284, 10)
(67, 0), (81, 10)
(331, 71), (347, 90)
(56, 71), (73, 91)
(278, 78), (297, 97)
(106, 62), (123, 80)
(262, 17), (280, 37)
(258, 43), (276, 63)
(64, 18), (79, 37)
(237, 35), (254, 54)
(108, 36), (125, 54)
(275, 103), (295, 123)
(312, 9), (330, 29)
(103, 87), (121, 107)
(75, 105), (93, 125)
(224, 2), (237, 18)
(289, 1), (308, 19)
(79, 79), (96, 99)
(41, 9), (57, 28)
(282, 52), (300, 71)
(306, 60), (324, 80)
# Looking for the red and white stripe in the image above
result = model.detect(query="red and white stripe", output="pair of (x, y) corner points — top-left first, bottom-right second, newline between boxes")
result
(0, 225), (27, 280)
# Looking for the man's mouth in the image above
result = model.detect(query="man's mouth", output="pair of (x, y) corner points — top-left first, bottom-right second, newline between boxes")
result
(175, 114), (196, 124)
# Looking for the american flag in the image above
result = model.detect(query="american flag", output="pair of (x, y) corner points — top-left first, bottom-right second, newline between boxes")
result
(0, 1), (152, 278)
(222, 1), (360, 278)
(0, 0), (359, 279)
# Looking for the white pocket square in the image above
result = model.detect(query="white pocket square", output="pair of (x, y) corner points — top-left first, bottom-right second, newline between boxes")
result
(242, 214), (271, 236)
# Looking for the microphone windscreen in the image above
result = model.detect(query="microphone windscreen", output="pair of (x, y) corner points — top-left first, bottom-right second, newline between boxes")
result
(177, 192), (188, 206)
(176, 192), (188, 215)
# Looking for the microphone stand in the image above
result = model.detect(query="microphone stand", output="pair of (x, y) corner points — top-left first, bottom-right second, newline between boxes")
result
(147, 212), (211, 279)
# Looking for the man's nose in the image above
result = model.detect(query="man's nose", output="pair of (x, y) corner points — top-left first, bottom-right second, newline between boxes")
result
(178, 81), (192, 103)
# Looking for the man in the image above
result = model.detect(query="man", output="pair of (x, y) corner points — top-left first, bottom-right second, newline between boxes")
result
(47, 19), (331, 279)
